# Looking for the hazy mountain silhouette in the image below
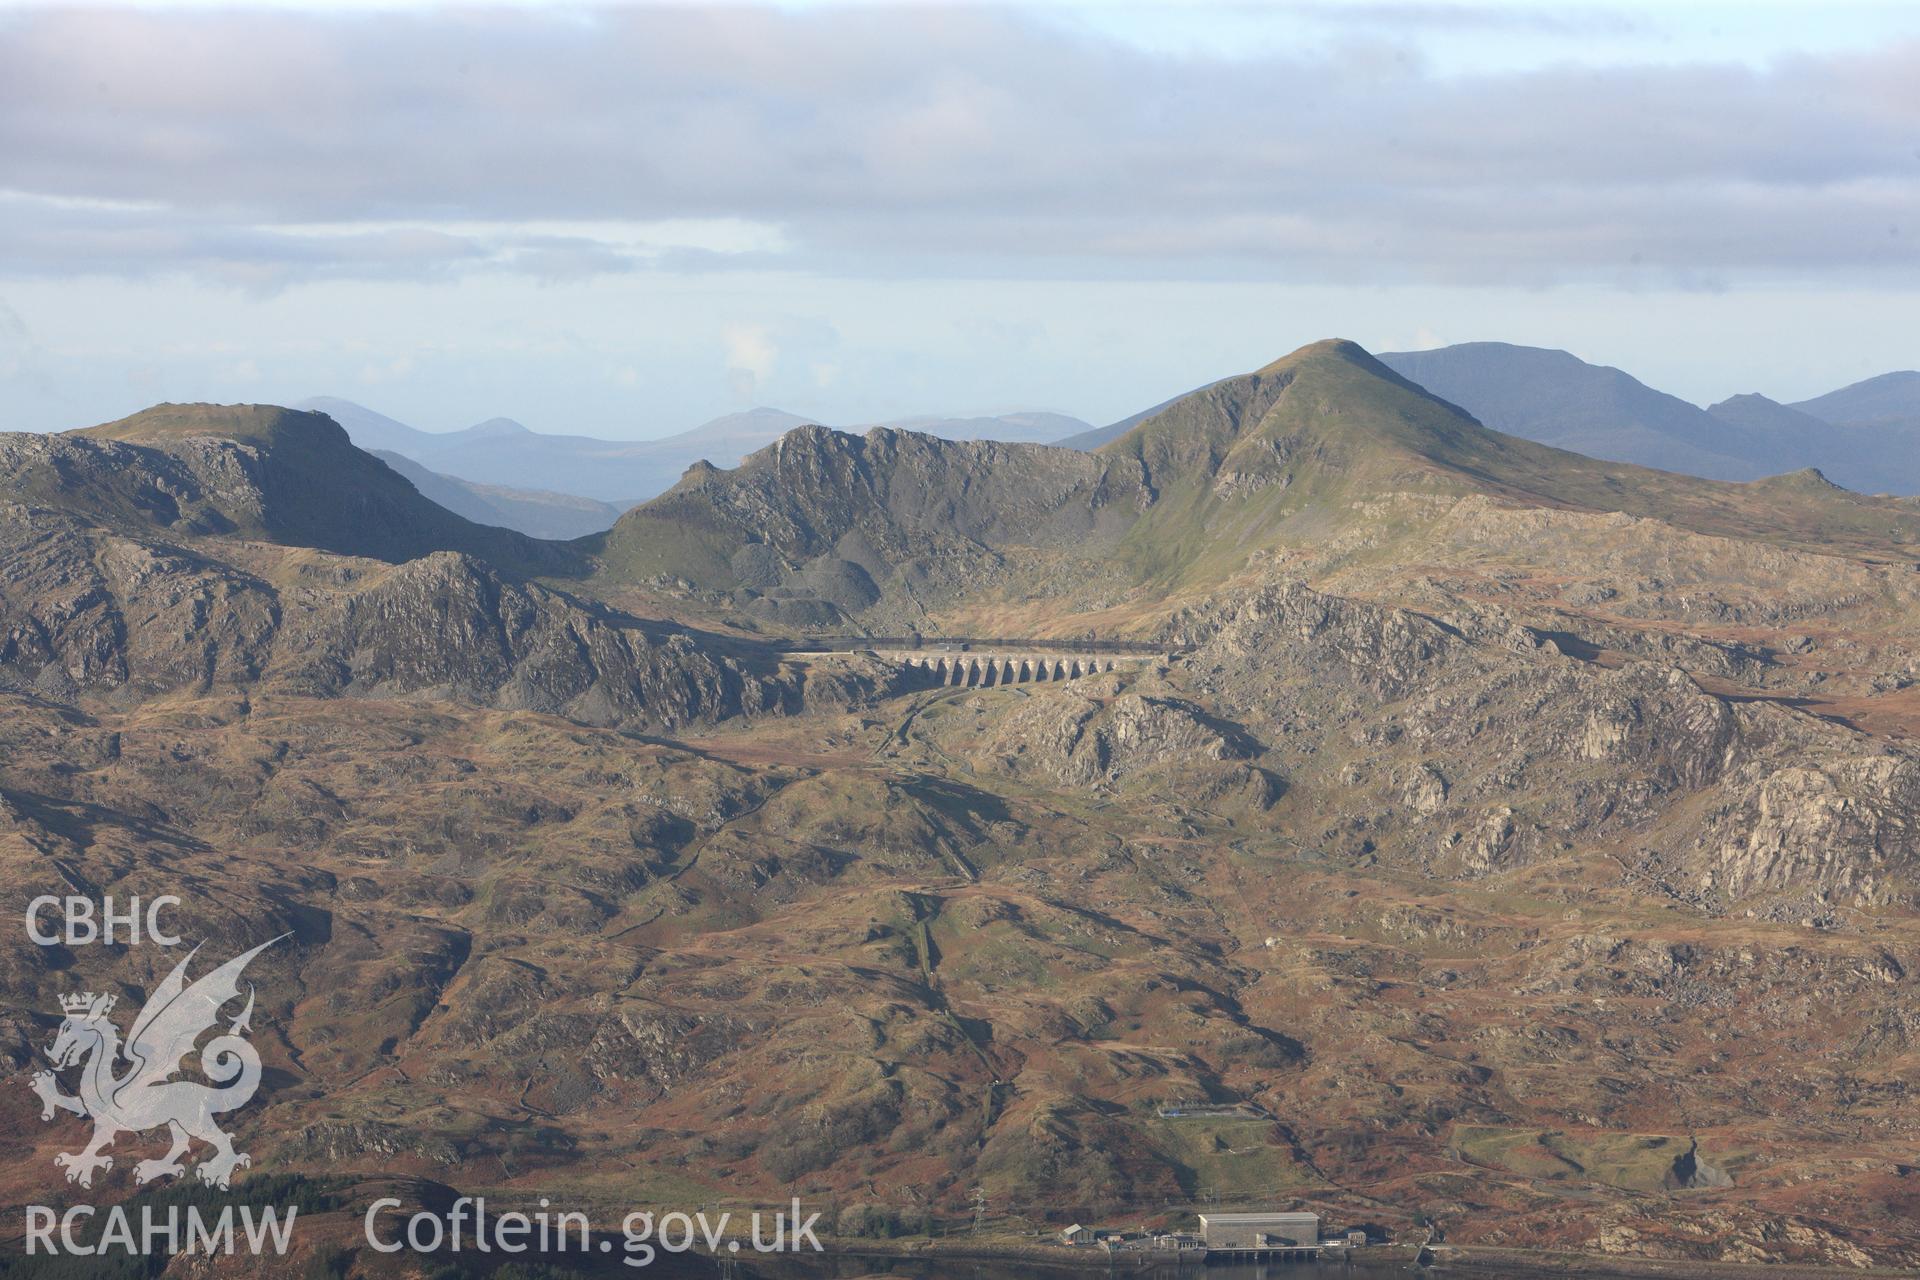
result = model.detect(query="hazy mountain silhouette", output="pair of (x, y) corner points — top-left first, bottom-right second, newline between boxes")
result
(298, 399), (1094, 503)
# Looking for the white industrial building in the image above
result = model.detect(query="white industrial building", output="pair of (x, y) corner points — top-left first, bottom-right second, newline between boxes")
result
(1197, 1211), (1321, 1250)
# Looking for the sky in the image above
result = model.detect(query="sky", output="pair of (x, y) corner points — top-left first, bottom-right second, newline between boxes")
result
(2, 0), (1918, 438)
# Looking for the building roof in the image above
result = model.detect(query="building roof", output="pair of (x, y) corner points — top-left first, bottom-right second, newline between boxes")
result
(1198, 1212), (1320, 1223)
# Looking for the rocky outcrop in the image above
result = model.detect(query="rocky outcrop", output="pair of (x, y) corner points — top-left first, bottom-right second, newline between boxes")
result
(976, 687), (1276, 809)
(985, 690), (1235, 781)
(1171, 579), (1477, 701)
(1704, 753), (1920, 904)
(1172, 579), (1920, 902)
(0, 505), (280, 700)
(0, 511), (821, 731)
(271, 553), (783, 731)
(1666, 1139), (1734, 1189)
(1597, 1213), (1876, 1270)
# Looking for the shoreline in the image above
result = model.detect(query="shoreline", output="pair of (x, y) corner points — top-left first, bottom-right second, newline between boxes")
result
(811, 1238), (1920, 1279)
(1414, 1245), (1920, 1280)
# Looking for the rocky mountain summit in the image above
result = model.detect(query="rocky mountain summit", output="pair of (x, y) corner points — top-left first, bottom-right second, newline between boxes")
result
(597, 423), (1153, 626)
(5, 345), (1920, 1268)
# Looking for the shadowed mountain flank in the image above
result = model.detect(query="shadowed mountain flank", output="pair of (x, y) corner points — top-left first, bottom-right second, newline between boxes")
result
(15, 403), (587, 575)
(370, 449), (626, 539)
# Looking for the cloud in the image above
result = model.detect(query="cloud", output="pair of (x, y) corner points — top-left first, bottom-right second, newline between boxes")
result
(724, 325), (777, 381)
(720, 314), (844, 403)
(503, 237), (641, 285)
(723, 324), (777, 400)
(0, 8), (1915, 289)
(1288, 3), (1646, 35)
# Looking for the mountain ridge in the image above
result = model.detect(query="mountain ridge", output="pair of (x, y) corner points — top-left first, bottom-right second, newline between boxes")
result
(595, 339), (1920, 632)
(1793, 369), (1920, 427)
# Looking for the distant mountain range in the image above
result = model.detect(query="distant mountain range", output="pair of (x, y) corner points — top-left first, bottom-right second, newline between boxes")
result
(1373, 342), (1920, 493)
(296, 397), (1094, 532)
(1794, 370), (1920, 428)
(368, 450), (627, 541)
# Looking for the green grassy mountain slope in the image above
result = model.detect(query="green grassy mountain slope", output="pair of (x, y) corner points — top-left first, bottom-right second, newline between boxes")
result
(1056, 379), (1226, 450)
(592, 341), (1920, 630)
(1101, 340), (1920, 588)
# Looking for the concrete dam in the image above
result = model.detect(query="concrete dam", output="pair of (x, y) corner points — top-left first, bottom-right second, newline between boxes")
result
(877, 649), (1162, 688)
(779, 636), (1170, 690)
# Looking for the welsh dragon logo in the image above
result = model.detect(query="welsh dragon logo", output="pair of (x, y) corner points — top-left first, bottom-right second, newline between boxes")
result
(28, 936), (285, 1190)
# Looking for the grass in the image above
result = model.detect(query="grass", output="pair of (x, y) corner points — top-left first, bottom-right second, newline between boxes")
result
(585, 509), (743, 589)
(75, 402), (330, 446)
(1448, 1125), (1729, 1193)
(1149, 1115), (1316, 1200)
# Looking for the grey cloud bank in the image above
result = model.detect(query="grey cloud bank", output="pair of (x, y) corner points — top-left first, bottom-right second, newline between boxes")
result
(2, 6), (1917, 289)
(2, 3), (1918, 440)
